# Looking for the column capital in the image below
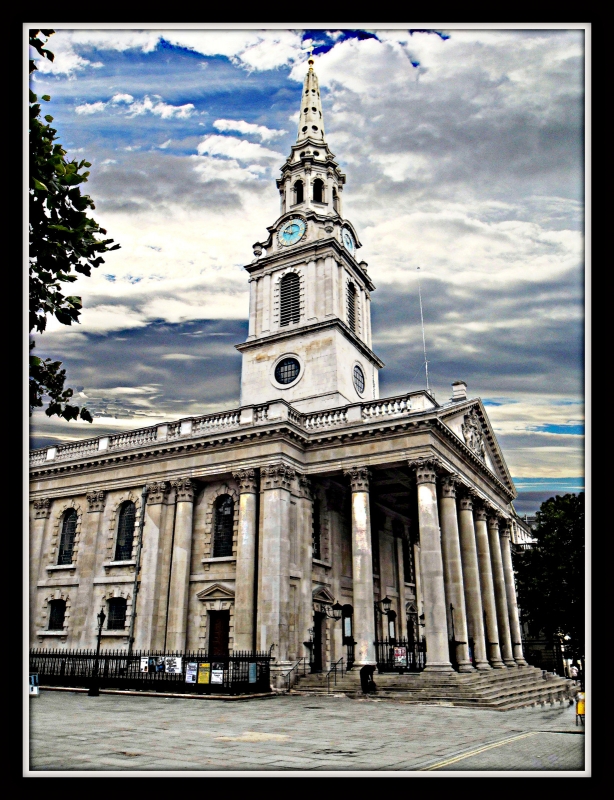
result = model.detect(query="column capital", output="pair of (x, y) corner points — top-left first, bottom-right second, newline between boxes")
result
(295, 472), (312, 500)
(499, 518), (512, 538)
(440, 473), (461, 498)
(262, 462), (296, 490)
(171, 477), (196, 503)
(146, 481), (169, 505)
(409, 456), (442, 485)
(86, 489), (106, 513)
(487, 508), (503, 526)
(344, 465), (370, 492)
(458, 489), (478, 511)
(232, 467), (258, 494)
(474, 503), (488, 522)
(33, 497), (51, 519)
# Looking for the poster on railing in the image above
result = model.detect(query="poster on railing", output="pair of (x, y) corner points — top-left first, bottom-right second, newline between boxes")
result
(248, 662), (257, 684)
(197, 662), (210, 684)
(393, 647), (407, 666)
(185, 662), (197, 683)
(211, 662), (225, 684)
(165, 656), (182, 674)
(148, 657), (166, 673)
(140, 657), (149, 673)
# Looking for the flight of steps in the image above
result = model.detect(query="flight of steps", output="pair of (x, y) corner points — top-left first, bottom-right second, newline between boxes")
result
(292, 666), (575, 711)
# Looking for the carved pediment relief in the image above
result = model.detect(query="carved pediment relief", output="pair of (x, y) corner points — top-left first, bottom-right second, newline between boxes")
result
(461, 409), (487, 462)
(196, 583), (235, 601)
(312, 585), (335, 604)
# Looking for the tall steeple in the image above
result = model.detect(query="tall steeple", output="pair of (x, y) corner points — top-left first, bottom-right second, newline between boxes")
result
(296, 54), (325, 144)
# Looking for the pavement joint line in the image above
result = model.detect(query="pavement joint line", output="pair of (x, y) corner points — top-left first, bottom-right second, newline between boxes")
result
(38, 686), (278, 701)
(418, 731), (540, 771)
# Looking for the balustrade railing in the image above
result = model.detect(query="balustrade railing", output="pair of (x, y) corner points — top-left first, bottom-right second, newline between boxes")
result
(109, 427), (158, 451)
(54, 439), (100, 462)
(254, 405), (269, 423)
(29, 450), (48, 466)
(303, 408), (348, 430)
(362, 396), (412, 421)
(193, 411), (240, 433)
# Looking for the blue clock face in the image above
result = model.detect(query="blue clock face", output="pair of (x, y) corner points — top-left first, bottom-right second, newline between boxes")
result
(342, 229), (355, 254)
(278, 218), (306, 246)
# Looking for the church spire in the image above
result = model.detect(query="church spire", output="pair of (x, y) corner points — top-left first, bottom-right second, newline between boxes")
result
(296, 55), (325, 143)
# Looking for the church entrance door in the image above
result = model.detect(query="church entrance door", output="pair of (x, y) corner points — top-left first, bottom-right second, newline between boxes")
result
(312, 612), (326, 673)
(209, 611), (230, 657)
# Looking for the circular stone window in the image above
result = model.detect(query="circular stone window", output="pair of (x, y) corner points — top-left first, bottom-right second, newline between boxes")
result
(275, 357), (301, 385)
(353, 364), (365, 395)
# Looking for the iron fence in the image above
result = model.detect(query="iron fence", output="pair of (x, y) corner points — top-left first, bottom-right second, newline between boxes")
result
(374, 638), (426, 673)
(30, 648), (272, 694)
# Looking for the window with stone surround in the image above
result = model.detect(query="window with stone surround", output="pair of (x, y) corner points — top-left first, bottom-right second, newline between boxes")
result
(313, 177), (324, 203)
(114, 501), (136, 562)
(107, 597), (127, 630)
(213, 494), (234, 557)
(294, 179), (304, 204)
(57, 509), (77, 565)
(346, 281), (357, 333)
(279, 273), (301, 326)
(48, 599), (66, 630)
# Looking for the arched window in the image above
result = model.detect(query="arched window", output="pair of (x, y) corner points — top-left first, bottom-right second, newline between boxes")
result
(57, 509), (77, 565)
(213, 495), (234, 557)
(312, 178), (324, 203)
(280, 273), (301, 326)
(294, 180), (304, 204)
(332, 188), (339, 213)
(115, 501), (136, 562)
(48, 599), (66, 630)
(312, 497), (321, 560)
(107, 597), (127, 630)
(346, 282), (357, 333)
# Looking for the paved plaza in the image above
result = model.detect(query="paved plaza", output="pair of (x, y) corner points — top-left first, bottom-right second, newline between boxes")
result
(28, 690), (586, 774)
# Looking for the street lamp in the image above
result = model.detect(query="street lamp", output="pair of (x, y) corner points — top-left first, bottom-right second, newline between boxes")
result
(374, 597), (395, 642)
(323, 601), (343, 621)
(88, 607), (106, 697)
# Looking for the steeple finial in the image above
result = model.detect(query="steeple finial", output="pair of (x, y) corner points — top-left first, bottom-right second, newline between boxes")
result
(296, 55), (325, 143)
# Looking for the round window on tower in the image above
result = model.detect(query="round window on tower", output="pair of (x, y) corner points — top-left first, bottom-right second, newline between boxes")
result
(275, 357), (301, 385)
(353, 364), (365, 395)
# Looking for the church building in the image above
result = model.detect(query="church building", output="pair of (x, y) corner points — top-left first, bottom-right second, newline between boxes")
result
(29, 57), (532, 685)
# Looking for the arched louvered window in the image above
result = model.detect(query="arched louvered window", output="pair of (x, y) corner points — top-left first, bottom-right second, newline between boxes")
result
(115, 501), (136, 562)
(107, 597), (127, 630)
(213, 495), (234, 557)
(58, 509), (77, 565)
(280, 273), (300, 326)
(294, 180), (304, 204)
(48, 599), (66, 630)
(313, 178), (324, 203)
(312, 498), (321, 560)
(346, 282), (357, 333)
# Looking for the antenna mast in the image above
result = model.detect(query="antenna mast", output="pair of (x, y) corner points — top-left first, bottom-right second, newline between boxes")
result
(417, 266), (430, 393)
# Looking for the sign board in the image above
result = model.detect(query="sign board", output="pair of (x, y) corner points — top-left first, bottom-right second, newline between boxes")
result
(29, 674), (39, 696)
(149, 657), (166, 673)
(393, 647), (407, 666)
(248, 662), (257, 684)
(186, 662), (198, 684)
(211, 662), (225, 684)
(197, 662), (210, 684)
(165, 656), (182, 674)
(140, 657), (149, 673)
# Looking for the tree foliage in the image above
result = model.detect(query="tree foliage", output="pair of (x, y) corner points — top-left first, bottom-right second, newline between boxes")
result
(29, 30), (119, 422)
(515, 493), (584, 656)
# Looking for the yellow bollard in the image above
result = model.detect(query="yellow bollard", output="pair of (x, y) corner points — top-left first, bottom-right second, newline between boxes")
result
(575, 691), (585, 726)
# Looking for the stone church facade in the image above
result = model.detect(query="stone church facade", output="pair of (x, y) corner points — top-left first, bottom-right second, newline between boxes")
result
(29, 57), (531, 682)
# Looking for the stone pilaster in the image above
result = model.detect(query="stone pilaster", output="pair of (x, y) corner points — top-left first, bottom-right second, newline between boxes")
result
(487, 512), (516, 667)
(295, 473), (316, 662)
(395, 532), (407, 640)
(458, 491), (491, 669)
(409, 458), (453, 671)
(134, 481), (169, 650)
(258, 463), (295, 660)
(439, 475), (473, 672)
(74, 490), (108, 645)
(232, 468), (259, 651)
(166, 478), (196, 652)
(344, 466), (376, 666)
(30, 499), (52, 641)
(474, 503), (505, 668)
(500, 520), (529, 666)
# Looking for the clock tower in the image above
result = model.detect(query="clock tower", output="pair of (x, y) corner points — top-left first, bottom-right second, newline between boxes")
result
(236, 55), (384, 412)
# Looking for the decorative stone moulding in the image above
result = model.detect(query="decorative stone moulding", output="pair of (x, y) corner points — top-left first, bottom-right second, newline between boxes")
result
(86, 489), (106, 513)
(146, 481), (169, 504)
(262, 463), (296, 490)
(33, 498), (51, 519)
(408, 457), (442, 485)
(296, 472), (312, 499)
(344, 465), (370, 492)
(232, 468), (258, 494)
(440, 474), (460, 498)
(171, 477), (196, 503)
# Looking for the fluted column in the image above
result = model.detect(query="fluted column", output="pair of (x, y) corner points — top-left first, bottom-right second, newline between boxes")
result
(500, 520), (529, 666)
(474, 504), (505, 668)
(259, 463), (294, 661)
(166, 478), (196, 652)
(439, 476), (473, 672)
(233, 468), (259, 651)
(487, 512), (516, 667)
(458, 491), (491, 669)
(134, 481), (169, 650)
(344, 466), (376, 666)
(409, 458), (453, 671)
(296, 474), (315, 660)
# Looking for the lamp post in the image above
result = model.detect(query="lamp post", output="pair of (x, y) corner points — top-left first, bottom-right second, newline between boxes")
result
(374, 596), (393, 639)
(88, 607), (106, 697)
(323, 601), (343, 621)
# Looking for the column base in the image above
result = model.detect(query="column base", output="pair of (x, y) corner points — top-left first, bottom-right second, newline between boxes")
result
(515, 659), (530, 667)
(503, 659), (518, 668)
(476, 661), (492, 670)
(457, 661), (476, 673)
(491, 659), (507, 669)
(424, 662), (454, 672)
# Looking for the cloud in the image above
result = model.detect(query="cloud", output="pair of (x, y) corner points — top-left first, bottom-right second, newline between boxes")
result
(213, 119), (287, 141)
(75, 101), (107, 115)
(74, 93), (197, 119)
(196, 135), (283, 162)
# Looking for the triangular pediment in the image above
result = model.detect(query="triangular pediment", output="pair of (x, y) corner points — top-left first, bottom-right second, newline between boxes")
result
(196, 583), (235, 600)
(438, 399), (516, 497)
(312, 585), (335, 604)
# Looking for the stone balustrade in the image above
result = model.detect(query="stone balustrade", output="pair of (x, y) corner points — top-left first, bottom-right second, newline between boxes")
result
(29, 390), (435, 468)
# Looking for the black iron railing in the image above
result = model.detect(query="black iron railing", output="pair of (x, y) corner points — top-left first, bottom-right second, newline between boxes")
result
(374, 638), (426, 673)
(30, 649), (272, 694)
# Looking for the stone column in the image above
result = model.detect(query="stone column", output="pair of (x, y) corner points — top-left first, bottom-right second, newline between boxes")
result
(232, 468), (259, 651)
(395, 534), (407, 640)
(474, 504), (505, 668)
(30, 498), (52, 641)
(500, 520), (529, 666)
(134, 481), (169, 650)
(165, 478), (196, 652)
(296, 474), (315, 660)
(458, 491), (491, 669)
(74, 491), (107, 646)
(343, 466), (376, 666)
(487, 512), (516, 667)
(259, 463), (294, 661)
(409, 459), (453, 671)
(439, 476), (473, 672)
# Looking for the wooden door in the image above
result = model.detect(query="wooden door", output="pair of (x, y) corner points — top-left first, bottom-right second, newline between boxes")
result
(209, 611), (230, 657)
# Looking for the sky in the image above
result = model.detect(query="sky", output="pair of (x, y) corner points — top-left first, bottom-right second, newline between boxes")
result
(27, 25), (586, 515)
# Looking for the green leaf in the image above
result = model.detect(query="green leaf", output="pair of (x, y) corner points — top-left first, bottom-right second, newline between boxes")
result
(44, 115), (54, 123)
(42, 95), (51, 101)
(32, 178), (48, 192)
